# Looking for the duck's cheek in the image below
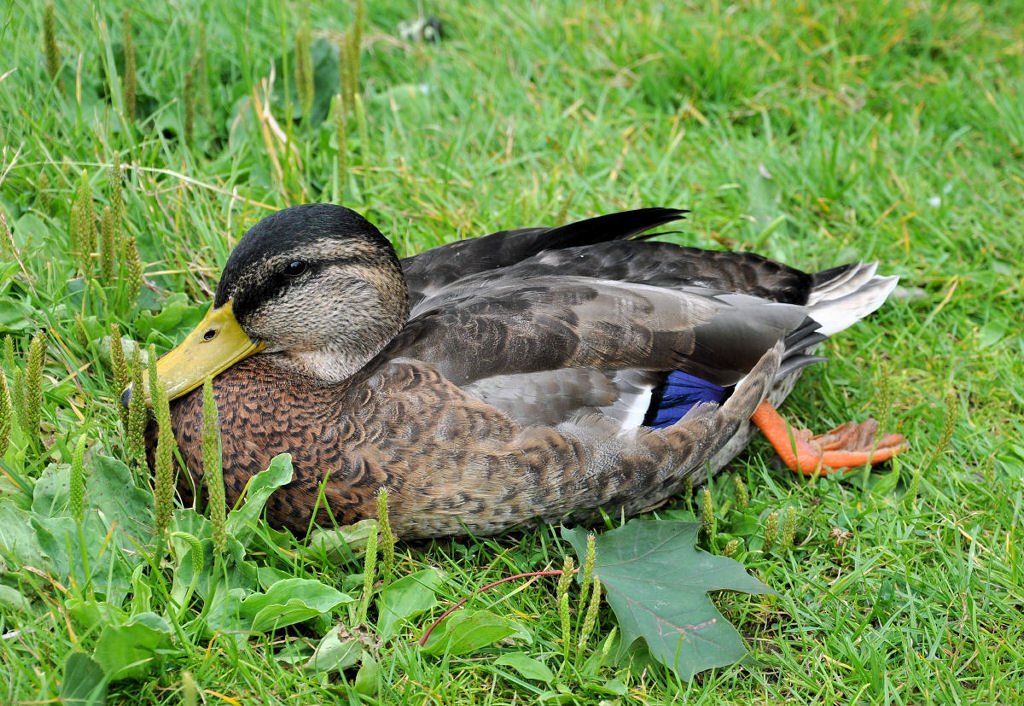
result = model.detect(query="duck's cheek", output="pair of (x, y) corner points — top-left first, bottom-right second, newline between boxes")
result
(242, 299), (331, 351)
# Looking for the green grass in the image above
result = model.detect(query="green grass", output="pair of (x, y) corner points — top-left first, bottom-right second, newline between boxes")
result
(1, 0), (1023, 702)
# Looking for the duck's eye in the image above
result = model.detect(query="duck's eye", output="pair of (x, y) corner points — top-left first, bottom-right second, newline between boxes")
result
(284, 260), (307, 277)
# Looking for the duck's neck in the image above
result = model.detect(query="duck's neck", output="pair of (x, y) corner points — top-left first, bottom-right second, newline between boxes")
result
(266, 291), (409, 385)
(270, 348), (381, 386)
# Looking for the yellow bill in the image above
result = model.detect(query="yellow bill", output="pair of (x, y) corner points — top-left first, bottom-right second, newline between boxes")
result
(146, 301), (266, 403)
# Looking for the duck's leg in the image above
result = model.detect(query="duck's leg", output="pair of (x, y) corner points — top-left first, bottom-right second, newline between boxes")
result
(751, 401), (907, 476)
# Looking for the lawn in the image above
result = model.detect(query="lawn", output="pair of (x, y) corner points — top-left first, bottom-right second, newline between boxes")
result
(1, 0), (1022, 703)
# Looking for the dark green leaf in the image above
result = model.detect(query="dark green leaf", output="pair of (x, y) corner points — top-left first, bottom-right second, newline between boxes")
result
(169, 510), (258, 607)
(0, 299), (37, 334)
(31, 463), (70, 517)
(376, 568), (444, 640)
(305, 625), (363, 673)
(0, 500), (46, 569)
(536, 691), (577, 704)
(0, 584), (31, 612)
(225, 454), (295, 540)
(353, 651), (380, 696)
(421, 609), (524, 656)
(563, 519), (773, 681)
(66, 598), (128, 632)
(30, 510), (135, 603)
(494, 652), (555, 683)
(93, 612), (173, 681)
(257, 565), (293, 590)
(88, 456), (154, 541)
(866, 465), (902, 495)
(305, 518), (379, 563)
(583, 676), (629, 697)
(61, 652), (108, 706)
(11, 213), (50, 249)
(240, 577), (353, 633)
(134, 293), (205, 340)
(978, 318), (1008, 349)
(203, 585), (249, 633)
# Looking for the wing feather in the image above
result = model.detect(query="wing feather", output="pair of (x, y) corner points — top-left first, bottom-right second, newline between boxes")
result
(388, 276), (809, 388)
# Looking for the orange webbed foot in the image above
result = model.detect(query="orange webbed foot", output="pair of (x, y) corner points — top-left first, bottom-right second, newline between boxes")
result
(751, 401), (908, 476)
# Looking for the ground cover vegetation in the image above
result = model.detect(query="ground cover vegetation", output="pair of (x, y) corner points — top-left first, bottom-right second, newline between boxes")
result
(0, 0), (1022, 703)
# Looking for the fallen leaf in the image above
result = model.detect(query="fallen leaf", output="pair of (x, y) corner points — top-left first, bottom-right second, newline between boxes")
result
(563, 519), (773, 680)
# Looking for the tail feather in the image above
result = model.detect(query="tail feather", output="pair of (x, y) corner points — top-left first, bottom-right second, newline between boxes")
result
(808, 262), (878, 302)
(776, 353), (828, 379)
(806, 262), (897, 337)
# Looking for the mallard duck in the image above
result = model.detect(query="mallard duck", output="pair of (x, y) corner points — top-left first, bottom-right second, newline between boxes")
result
(142, 205), (906, 538)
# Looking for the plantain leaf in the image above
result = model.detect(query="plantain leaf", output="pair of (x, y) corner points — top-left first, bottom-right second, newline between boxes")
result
(305, 518), (379, 563)
(134, 293), (205, 342)
(376, 568), (444, 641)
(60, 652), (108, 706)
(89, 455), (155, 542)
(0, 299), (37, 333)
(225, 454), (294, 541)
(93, 612), (173, 681)
(563, 519), (773, 681)
(421, 609), (525, 656)
(241, 578), (353, 633)
(494, 652), (555, 684)
(305, 625), (363, 673)
(353, 651), (380, 696)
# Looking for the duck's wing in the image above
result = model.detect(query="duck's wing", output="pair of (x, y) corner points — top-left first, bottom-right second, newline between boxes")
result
(401, 208), (687, 307)
(416, 240), (832, 306)
(385, 275), (810, 427)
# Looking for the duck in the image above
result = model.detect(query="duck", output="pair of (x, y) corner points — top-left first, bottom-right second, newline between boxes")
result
(143, 204), (907, 538)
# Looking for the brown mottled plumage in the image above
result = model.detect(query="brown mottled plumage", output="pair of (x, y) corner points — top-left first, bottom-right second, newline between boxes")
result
(148, 205), (900, 538)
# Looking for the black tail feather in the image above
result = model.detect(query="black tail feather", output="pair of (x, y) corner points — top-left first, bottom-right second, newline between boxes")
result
(812, 263), (857, 288)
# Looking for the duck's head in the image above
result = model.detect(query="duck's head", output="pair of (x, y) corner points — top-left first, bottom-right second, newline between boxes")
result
(153, 204), (409, 401)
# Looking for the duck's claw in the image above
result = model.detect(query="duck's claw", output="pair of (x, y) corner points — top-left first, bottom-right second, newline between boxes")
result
(751, 401), (908, 476)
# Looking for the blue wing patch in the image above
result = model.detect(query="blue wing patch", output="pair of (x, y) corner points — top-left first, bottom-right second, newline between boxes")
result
(644, 371), (728, 429)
